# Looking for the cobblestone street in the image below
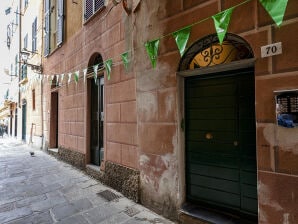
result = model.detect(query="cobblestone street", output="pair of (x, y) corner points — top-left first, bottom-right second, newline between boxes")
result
(0, 137), (174, 224)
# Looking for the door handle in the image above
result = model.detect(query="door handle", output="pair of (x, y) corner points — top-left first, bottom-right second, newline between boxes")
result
(205, 133), (213, 140)
(233, 141), (238, 146)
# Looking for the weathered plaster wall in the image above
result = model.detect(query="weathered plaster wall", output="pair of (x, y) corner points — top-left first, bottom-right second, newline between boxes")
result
(134, 0), (180, 219)
(133, 0), (298, 222)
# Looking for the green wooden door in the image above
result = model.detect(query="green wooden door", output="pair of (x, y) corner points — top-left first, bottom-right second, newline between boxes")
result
(185, 68), (257, 216)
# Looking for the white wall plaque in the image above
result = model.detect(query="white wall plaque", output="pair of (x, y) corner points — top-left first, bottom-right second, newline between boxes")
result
(261, 42), (282, 58)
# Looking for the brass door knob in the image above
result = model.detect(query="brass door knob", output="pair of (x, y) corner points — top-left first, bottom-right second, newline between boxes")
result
(205, 133), (213, 140)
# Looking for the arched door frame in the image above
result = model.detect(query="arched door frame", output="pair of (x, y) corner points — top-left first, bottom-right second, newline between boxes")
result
(85, 52), (105, 166)
(176, 33), (256, 212)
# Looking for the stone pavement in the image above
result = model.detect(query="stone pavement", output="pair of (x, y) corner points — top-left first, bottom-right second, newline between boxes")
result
(0, 137), (175, 224)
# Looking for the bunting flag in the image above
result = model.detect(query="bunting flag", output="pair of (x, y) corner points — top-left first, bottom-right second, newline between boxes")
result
(259, 0), (288, 27)
(104, 59), (113, 80)
(145, 39), (160, 68)
(50, 75), (55, 85)
(68, 73), (72, 85)
(172, 26), (191, 56)
(74, 70), (80, 84)
(60, 73), (64, 84)
(56, 74), (60, 86)
(212, 7), (234, 44)
(93, 64), (99, 83)
(121, 51), (130, 71)
(83, 68), (87, 83)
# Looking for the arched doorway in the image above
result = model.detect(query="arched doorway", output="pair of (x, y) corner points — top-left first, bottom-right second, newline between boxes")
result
(179, 34), (257, 219)
(87, 53), (104, 166)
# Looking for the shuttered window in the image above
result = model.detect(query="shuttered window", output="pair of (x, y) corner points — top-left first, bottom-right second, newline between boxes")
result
(32, 17), (37, 52)
(44, 0), (50, 56)
(56, 0), (64, 46)
(24, 34), (28, 49)
(84, 0), (105, 21)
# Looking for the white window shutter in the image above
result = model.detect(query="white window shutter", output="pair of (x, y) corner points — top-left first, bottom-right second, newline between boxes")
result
(57, 0), (64, 46)
(44, 0), (50, 56)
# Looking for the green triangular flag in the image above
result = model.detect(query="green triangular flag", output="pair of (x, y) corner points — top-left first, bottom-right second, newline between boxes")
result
(212, 7), (234, 44)
(74, 70), (79, 84)
(93, 64), (99, 83)
(145, 39), (160, 68)
(172, 26), (191, 56)
(259, 0), (288, 27)
(121, 51), (129, 71)
(104, 59), (113, 80)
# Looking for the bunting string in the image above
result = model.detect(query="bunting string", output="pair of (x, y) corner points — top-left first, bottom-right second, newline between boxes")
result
(22, 0), (287, 87)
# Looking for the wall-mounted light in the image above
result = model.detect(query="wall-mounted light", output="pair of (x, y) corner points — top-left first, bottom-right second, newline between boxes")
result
(20, 50), (42, 73)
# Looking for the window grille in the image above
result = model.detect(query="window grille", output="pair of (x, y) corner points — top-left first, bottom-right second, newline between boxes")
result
(84, 0), (105, 21)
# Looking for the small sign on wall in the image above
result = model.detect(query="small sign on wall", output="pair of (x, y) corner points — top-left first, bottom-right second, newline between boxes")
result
(275, 90), (298, 128)
(261, 42), (282, 58)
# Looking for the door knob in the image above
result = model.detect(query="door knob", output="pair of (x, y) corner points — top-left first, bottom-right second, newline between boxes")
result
(233, 141), (238, 146)
(205, 133), (213, 140)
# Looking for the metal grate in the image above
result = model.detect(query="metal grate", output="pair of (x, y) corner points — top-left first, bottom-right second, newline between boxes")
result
(96, 190), (122, 201)
(123, 206), (140, 217)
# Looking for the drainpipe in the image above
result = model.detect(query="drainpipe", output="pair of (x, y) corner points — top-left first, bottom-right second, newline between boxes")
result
(41, 0), (44, 150)
(18, 0), (22, 142)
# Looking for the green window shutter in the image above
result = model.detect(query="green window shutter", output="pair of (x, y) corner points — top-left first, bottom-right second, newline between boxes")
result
(57, 0), (64, 46)
(44, 0), (50, 56)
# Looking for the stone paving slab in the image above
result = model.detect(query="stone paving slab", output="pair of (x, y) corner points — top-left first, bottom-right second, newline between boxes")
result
(0, 137), (176, 224)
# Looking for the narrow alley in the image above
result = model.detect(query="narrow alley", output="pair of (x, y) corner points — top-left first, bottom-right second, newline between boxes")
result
(0, 137), (174, 224)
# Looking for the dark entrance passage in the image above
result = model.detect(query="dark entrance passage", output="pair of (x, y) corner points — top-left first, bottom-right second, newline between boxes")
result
(49, 92), (58, 148)
(185, 68), (257, 217)
(90, 76), (104, 166)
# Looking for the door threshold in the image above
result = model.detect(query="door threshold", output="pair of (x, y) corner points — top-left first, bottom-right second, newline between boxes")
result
(179, 203), (257, 224)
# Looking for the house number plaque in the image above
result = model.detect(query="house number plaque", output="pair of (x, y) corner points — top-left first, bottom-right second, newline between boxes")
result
(261, 42), (282, 58)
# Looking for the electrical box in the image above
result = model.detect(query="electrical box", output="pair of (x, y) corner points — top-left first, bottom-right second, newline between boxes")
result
(275, 90), (298, 128)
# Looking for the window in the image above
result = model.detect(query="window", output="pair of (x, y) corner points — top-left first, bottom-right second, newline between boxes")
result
(44, 0), (64, 56)
(84, 0), (105, 21)
(32, 89), (36, 110)
(15, 54), (18, 77)
(24, 0), (29, 9)
(32, 17), (37, 52)
(15, 7), (19, 25)
(24, 34), (28, 49)
(21, 64), (27, 80)
(7, 25), (11, 48)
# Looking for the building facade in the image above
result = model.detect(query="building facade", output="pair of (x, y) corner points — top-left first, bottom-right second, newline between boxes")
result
(1, 0), (20, 139)
(18, 0), (44, 148)
(39, 0), (298, 223)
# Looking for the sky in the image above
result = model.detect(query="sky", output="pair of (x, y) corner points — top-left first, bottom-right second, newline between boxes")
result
(0, 0), (14, 101)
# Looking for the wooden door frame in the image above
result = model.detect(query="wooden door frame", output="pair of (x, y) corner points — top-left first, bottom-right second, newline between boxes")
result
(176, 59), (256, 209)
(49, 91), (59, 148)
